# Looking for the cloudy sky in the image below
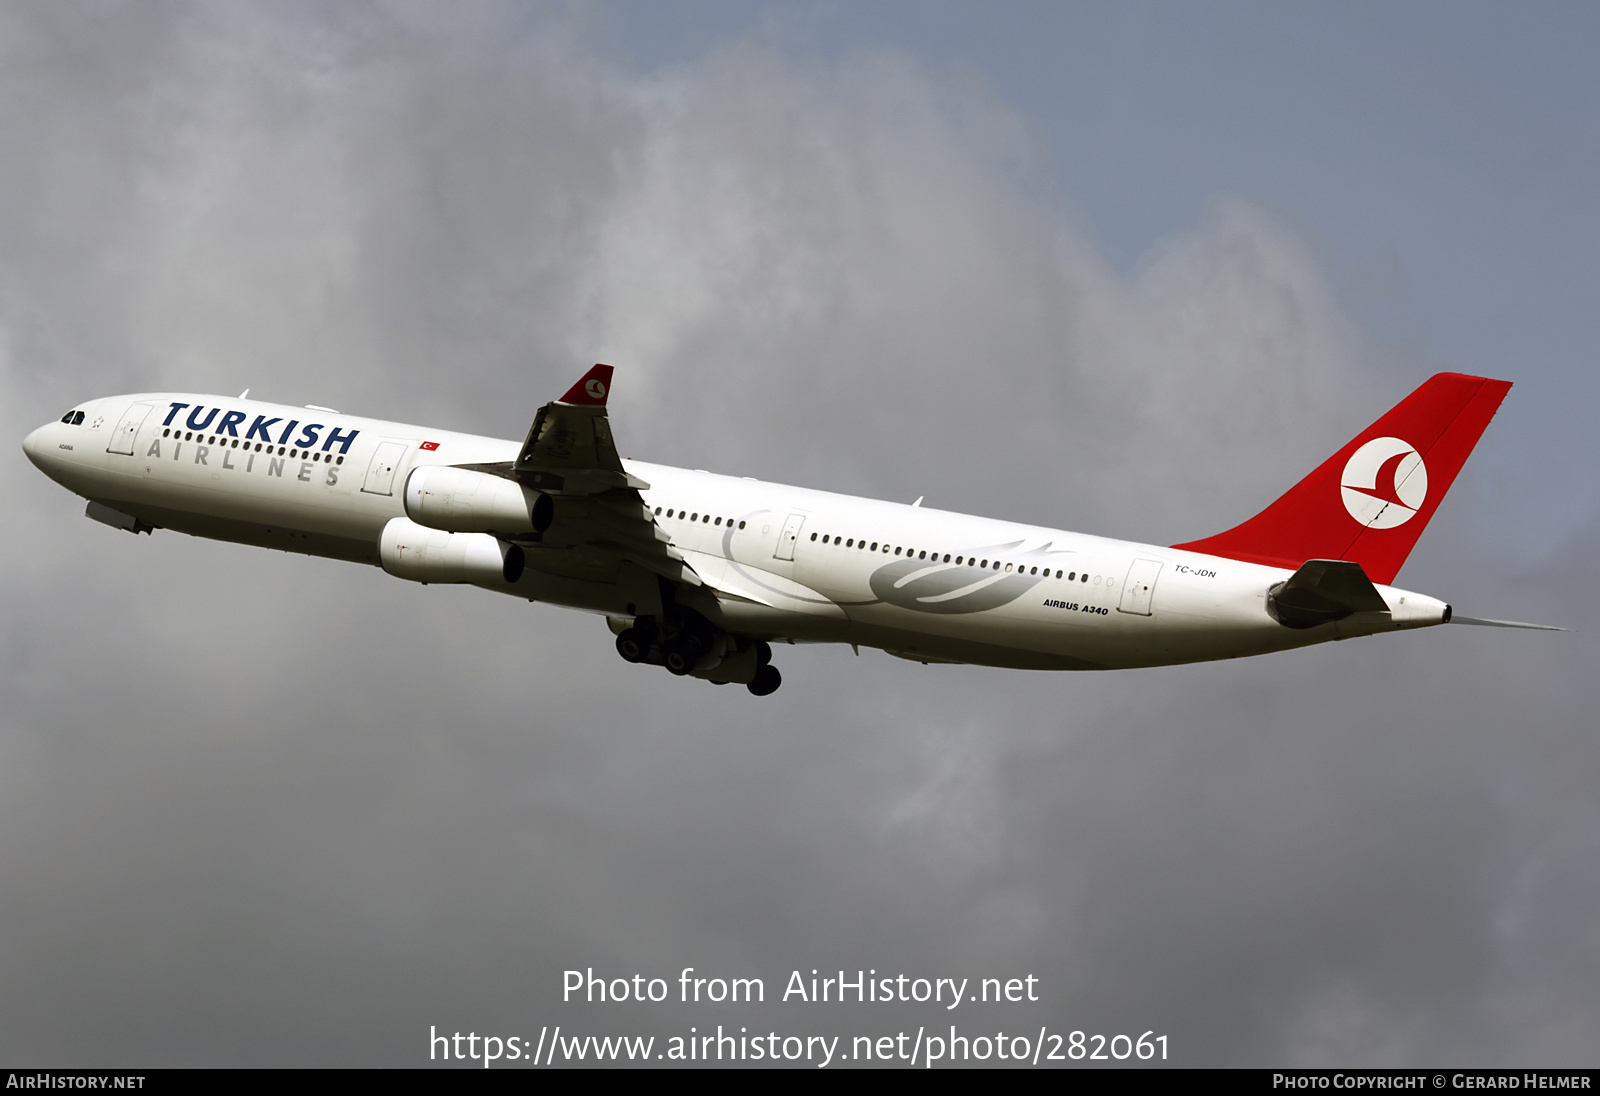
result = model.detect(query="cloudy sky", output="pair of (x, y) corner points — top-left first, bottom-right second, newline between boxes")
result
(4, 1), (1597, 1067)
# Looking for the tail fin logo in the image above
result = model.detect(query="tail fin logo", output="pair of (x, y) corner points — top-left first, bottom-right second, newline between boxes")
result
(1341, 437), (1428, 529)
(585, 379), (607, 400)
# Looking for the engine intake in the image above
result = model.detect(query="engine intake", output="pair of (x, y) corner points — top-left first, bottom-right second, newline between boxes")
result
(404, 465), (551, 533)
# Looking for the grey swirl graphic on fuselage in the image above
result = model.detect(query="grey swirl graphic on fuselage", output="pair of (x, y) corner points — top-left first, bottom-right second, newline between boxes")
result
(868, 541), (1072, 615)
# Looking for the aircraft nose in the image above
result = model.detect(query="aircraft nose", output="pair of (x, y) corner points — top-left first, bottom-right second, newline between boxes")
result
(22, 423), (50, 470)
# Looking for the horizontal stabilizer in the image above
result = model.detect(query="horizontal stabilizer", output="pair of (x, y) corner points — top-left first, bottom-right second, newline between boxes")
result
(1449, 615), (1568, 632)
(1267, 559), (1389, 629)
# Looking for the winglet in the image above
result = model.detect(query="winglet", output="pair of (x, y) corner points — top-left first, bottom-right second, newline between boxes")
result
(559, 364), (614, 406)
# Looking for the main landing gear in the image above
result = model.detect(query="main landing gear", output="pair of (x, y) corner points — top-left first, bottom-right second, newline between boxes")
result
(614, 611), (782, 697)
(747, 662), (781, 697)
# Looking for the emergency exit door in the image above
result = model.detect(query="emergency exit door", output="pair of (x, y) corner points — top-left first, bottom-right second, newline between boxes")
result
(106, 402), (155, 456)
(362, 440), (413, 496)
(1118, 559), (1164, 616)
(773, 514), (806, 561)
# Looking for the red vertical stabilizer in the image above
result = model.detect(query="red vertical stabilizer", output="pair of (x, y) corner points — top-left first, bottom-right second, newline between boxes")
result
(1172, 373), (1511, 584)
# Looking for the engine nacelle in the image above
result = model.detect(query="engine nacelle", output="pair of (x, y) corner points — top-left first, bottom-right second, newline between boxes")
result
(404, 465), (552, 533)
(379, 516), (524, 584)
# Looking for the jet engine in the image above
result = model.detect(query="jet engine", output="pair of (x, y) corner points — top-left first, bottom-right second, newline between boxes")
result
(378, 516), (524, 584)
(403, 465), (552, 534)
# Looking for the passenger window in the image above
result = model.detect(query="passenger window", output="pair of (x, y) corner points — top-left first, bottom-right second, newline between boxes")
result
(847, 539), (854, 547)
(1005, 563), (1013, 572)
(810, 532), (817, 540)
(870, 542), (878, 551)
(716, 517), (723, 526)
(1082, 574), (1088, 583)
(919, 551), (927, 559)
(703, 514), (710, 523)
(654, 506), (662, 515)
(738, 521), (746, 529)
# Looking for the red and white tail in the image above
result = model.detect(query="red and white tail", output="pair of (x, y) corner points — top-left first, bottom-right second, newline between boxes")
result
(559, 363), (614, 406)
(1173, 372), (1512, 584)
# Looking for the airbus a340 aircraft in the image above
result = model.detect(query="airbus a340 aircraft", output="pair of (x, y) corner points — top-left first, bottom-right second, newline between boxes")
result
(23, 366), (1552, 696)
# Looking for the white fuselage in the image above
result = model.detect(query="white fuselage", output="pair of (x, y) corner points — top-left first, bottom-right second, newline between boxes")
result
(23, 393), (1451, 671)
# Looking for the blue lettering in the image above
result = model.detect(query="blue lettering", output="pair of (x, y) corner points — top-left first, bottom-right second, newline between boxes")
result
(322, 426), (360, 454)
(185, 406), (220, 431)
(216, 410), (247, 437)
(246, 415), (281, 442)
(294, 423), (323, 449)
(277, 419), (300, 445)
(162, 402), (190, 426)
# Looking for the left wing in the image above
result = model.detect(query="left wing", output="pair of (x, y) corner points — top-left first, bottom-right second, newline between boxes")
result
(466, 365), (700, 587)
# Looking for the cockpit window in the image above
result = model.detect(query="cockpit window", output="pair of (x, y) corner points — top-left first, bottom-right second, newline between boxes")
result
(73, 411), (84, 425)
(60, 411), (75, 424)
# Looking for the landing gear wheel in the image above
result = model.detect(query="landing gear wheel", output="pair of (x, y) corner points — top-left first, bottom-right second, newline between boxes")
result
(615, 629), (647, 663)
(755, 640), (773, 668)
(747, 664), (782, 697)
(663, 641), (696, 676)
